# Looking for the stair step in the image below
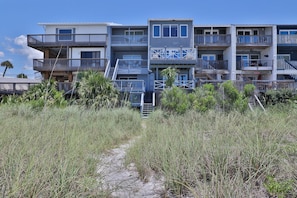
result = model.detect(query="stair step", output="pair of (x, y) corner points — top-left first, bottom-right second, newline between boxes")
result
(141, 103), (154, 118)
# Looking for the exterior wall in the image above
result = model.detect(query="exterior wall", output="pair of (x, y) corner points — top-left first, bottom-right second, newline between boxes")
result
(230, 25), (237, 80)
(149, 19), (193, 48)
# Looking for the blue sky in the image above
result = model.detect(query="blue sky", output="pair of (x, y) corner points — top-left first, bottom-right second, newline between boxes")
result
(1, 0), (297, 78)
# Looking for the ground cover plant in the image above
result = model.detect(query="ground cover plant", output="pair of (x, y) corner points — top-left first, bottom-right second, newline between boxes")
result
(0, 105), (142, 197)
(127, 106), (297, 197)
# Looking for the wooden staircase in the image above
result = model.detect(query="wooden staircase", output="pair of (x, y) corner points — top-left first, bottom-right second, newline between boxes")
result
(141, 103), (154, 118)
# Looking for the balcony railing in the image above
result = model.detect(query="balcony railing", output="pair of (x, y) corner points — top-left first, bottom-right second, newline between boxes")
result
(236, 35), (272, 45)
(117, 59), (148, 74)
(111, 35), (148, 45)
(154, 80), (195, 90)
(194, 34), (231, 46)
(236, 59), (273, 70)
(150, 47), (196, 64)
(196, 59), (228, 70)
(27, 34), (108, 47)
(278, 35), (297, 44)
(113, 80), (145, 92)
(0, 82), (40, 94)
(33, 58), (108, 72)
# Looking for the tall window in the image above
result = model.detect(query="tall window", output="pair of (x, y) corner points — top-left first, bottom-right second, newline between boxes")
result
(153, 25), (161, 38)
(163, 25), (170, 37)
(58, 29), (73, 41)
(180, 25), (188, 38)
(162, 24), (178, 38)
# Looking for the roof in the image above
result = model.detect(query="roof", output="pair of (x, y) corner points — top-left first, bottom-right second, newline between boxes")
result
(38, 22), (121, 26)
(0, 77), (41, 83)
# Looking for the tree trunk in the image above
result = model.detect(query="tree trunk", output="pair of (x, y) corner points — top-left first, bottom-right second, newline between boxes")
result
(2, 67), (8, 77)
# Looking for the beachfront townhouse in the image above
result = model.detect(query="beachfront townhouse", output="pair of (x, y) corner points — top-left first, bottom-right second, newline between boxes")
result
(27, 19), (297, 112)
(276, 25), (297, 81)
(27, 22), (110, 91)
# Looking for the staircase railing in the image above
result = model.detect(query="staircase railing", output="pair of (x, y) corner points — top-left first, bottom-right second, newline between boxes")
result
(103, 60), (111, 78)
(112, 59), (120, 80)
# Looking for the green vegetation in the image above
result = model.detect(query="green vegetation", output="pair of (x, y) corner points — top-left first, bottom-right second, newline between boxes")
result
(76, 71), (119, 109)
(1, 72), (296, 197)
(161, 67), (178, 88)
(260, 88), (297, 106)
(0, 105), (142, 197)
(161, 81), (255, 114)
(127, 107), (297, 197)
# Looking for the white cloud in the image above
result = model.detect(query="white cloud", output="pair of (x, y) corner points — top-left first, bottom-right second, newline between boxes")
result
(13, 35), (43, 60)
(0, 51), (4, 57)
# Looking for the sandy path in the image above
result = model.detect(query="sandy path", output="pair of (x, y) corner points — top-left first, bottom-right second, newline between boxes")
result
(97, 139), (166, 197)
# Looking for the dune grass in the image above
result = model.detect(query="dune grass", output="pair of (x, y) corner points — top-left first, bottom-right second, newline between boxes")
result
(0, 104), (142, 197)
(127, 107), (297, 197)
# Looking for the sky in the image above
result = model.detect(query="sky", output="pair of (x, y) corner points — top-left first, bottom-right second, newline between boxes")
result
(1, 0), (297, 78)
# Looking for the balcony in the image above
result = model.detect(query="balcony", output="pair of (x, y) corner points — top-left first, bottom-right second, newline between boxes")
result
(113, 80), (145, 93)
(194, 34), (231, 46)
(111, 35), (148, 46)
(150, 48), (197, 65)
(33, 58), (108, 72)
(117, 59), (148, 75)
(154, 80), (195, 90)
(27, 34), (108, 48)
(236, 35), (272, 46)
(196, 59), (228, 71)
(278, 35), (297, 45)
(236, 59), (273, 71)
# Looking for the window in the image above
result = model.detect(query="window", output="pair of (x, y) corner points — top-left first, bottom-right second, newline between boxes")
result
(162, 24), (178, 38)
(58, 29), (73, 41)
(153, 25), (161, 38)
(280, 30), (297, 35)
(180, 25), (188, 37)
(163, 25), (170, 37)
(81, 51), (101, 67)
(171, 25), (178, 37)
(124, 30), (144, 42)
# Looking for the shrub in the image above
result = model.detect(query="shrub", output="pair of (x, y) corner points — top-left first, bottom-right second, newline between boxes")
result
(21, 80), (67, 109)
(189, 84), (217, 112)
(161, 86), (189, 114)
(77, 71), (119, 109)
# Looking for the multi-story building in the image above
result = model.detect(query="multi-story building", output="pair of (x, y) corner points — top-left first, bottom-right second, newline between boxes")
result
(27, 19), (297, 111)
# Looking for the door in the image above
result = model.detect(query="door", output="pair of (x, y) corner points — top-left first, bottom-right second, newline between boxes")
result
(204, 29), (219, 43)
(179, 74), (188, 86)
(236, 54), (249, 69)
(124, 30), (144, 43)
(237, 30), (251, 43)
(201, 54), (216, 69)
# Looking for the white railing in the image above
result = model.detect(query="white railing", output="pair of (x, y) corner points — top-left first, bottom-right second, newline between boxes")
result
(150, 48), (196, 60)
(112, 59), (120, 80)
(103, 60), (110, 78)
(278, 35), (297, 44)
(113, 80), (145, 92)
(154, 80), (195, 90)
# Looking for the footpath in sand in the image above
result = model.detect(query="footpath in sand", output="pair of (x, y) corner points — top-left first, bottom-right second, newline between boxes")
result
(97, 138), (166, 197)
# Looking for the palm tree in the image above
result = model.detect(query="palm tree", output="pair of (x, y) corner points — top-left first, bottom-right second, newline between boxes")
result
(77, 71), (119, 109)
(1, 60), (13, 77)
(161, 67), (178, 88)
